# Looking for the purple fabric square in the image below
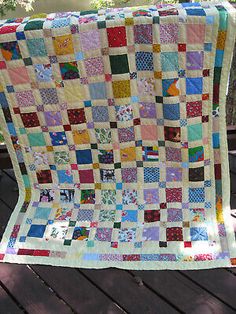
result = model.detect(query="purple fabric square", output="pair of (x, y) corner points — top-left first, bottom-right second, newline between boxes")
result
(186, 51), (203, 70)
(144, 188), (159, 204)
(44, 111), (62, 126)
(118, 127), (135, 143)
(143, 227), (159, 241)
(167, 209), (183, 222)
(139, 102), (156, 118)
(166, 167), (182, 182)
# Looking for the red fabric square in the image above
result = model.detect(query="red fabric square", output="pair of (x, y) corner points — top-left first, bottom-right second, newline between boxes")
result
(63, 124), (71, 131)
(214, 164), (221, 180)
(184, 241), (192, 248)
(0, 61), (6, 69)
(20, 112), (40, 128)
(13, 107), (20, 114)
(186, 101), (202, 118)
(203, 69), (210, 77)
(144, 210), (160, 223)
(166, 188), (182, 203)
(178, 43), (186, 52)
(166, 227), (183, 241)
(133, 118), (141, 126)
(36, 170), (53, 184)
(67, 109), (86, 125)
(107, 26), (127, 47)
(79, 169), (94, 183)
(71, 164), (78, 170)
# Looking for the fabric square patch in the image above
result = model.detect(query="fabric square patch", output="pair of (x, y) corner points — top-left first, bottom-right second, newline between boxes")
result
(53, 34), (74, 55)
(40, 189), (55, 202)
(144, 167), (160, 183)
(164, 126), (181, 142)
(188, 124), (202, 141)
(163, 103), (180, 120)
(76, 149), (92, 164)
(186, 78), (203, 95)
(122, 210), (138, 222)
(67, 109), (86, 124)
(84, 57), (104, 77)
(15, 90), (35, 107)
(166, 167), (182, 182)
(50, 132), (67, 146)
(28, 133), (46, 146)
(141, 125), (158, 140)
(79, 169), (94, 184)
(144, 210), (160, 223)
(161, 52), (178, 71)
(73, 129), (90, 145)
(112, 80), (131, 98)
(59, 62), (79, 80)
(34, 64), (53, 82)
(186, 101), (202, 118)
(80, 29), (101, 51)
(166, 188), (182, 203)
(190, 227), (208, 241)
(116, 104), (133, 121)
(189, 188), (205, 203)
(118, 127), (135, 143)
(72, 227), (90, 240)
(81, 189), (95, 204)
(122, 189), (137, 205)
(101, 190), (116, 205)
(142, 227), (159, 241)
(186, 51), (203, 70)
(142, 146), (159, 161)
(190, 208), (205, 222)
(44, 111), (62, 126)
(120, 147), (136, 162)
(144, 189), (159, 204)
(187, 24), (205, 44)
(55, 208), (72, 221)
(189, 146), (204, 162)
(99, 210), (116, 222)
(8, 67), (29, 85)
(34, 207), (51, 220)
(21, 112), (40, 128)
(136, 52), (153, 71)
(98, 149), (114, 164)
(0, 41), (22, 60)
(121, 168), (137, 183)
(138, 78), (155, 96)
(107, 26), (127, 47)
(189, 167), (204, 182)
(77, 209), (94, 222)
(162, 78), (179, 97)
(40, 88), (59, 105)
(95, 128), (112, 144)
(139, 103), (156, 118)
(92, 106), (109, 122)
(134, 24), (152, 44)
(119, 228), (136, 242)
(100, 169), (115, 183)
(54, 151), (70, 164)
(27, 38), (47, 57)
(89, 82), (107, 99)
(59, 189), (74, 203)
(95, 228), (112, 241)
(160, 24), (178, 44)
(27, 224), (46, 238)
(110, 55), (129, 74)
(58, 170), (73, 184)
(37, 170), (53, 184)
(166, 227), (183, 241)
(167, 209), (183, 222)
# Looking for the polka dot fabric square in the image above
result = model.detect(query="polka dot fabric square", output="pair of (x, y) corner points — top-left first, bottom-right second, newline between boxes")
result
(0, 2), (234, 269)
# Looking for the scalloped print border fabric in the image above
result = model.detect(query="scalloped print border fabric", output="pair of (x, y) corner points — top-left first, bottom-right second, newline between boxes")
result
(0, 2), (236, 269)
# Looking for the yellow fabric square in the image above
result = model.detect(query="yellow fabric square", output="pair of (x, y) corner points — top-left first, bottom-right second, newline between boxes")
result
(112, 80), (131, 98)
(93, 163), (99, 169)
(216, 31), (226, 50)
(154, 71), (162, 79)
(120, 147), (136, 162)
(53, 34), (74, 55)
(95, 183), (101, 189)
(125, 18), (134, 26)
(153, 44), (161, 53)
(73, 129), (90, 145)
(46, 146), (53, 152)
(25, 188), (31, 202)
(64, 83), (85, 102)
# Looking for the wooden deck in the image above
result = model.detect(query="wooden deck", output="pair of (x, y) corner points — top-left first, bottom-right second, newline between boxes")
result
(0, 168), (235, 314)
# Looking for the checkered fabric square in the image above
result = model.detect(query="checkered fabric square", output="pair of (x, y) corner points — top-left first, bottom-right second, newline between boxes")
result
(0, 2), (236, 269)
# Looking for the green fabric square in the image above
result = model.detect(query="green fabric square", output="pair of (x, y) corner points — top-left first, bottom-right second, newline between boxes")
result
(63, 239), (72, 246)
(69, 221), (76, 227)
(214, 67), (221, 83)
(28, 133), (46, 146)
(19, 128), (26, 135)
(27, 38), (47, 57)
(24, 21), (44, 31)
(153, 16), (160, 24)
(188, 124), (202, 141)
(110, 54), (129, 74)
(87, 240), (95, 247)
(161, 52), (179, 72)
(23, 57), (33, 66)
(97, 21), (106, 29)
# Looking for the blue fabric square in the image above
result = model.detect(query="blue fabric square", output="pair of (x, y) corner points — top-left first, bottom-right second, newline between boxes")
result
(76, 149), (92, 164)
(122, 210), (138, 222)
(75, 51), (84, 61)
(163, 103), (180, 120)
(0, 92), (9, 108)
(204, 43), (212, 52)
(7, 123), (17, 136)
(89, 82), (107, 99)
(212, 133), (220, 148)
(34, 207), (51, 220)
(131, 96), (139, 103)
(52, 18), (70, 28)
(6, 85), (14, 93)
(16, 32), (26, 40)
(190, 227), (208, 241)
(27, 224), (46, 238)
(186, 78), (203, 95)
(84, 100), (92, 107)
(186, 8), (206, 16)
(57, 170), (73, 184)
(49, 132), (67, 146)
(161, 52), (178, 72)
(136, 52), (153, 71)
(27, 38), (47, 57)
(206, 16), (214, 24)
(215, 49), (224, 67)
(116, 204), (123, 210)
(189, 188), (205, 203)
(116, 183), (123, 190)
(144, 167), (160, 183)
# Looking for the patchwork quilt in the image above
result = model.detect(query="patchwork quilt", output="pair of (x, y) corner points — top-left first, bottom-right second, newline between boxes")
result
(0, 2), (235, 269)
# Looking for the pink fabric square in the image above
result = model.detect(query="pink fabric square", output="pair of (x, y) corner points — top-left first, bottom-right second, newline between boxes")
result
(8, 67), (30, 85)
(15, 90), (35, 107)
(84, 57), (104, 76)
(141, 125), (158, 140)
(166, 188), (182, 203)
(79, 169), (94, 183)
(160, 24), (178, 44)
(80, 30), (100, 51)
(187, 24), (205, 44)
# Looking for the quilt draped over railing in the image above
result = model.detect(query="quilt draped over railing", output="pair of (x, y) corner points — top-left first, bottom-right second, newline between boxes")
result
(0, 2), (236, 269)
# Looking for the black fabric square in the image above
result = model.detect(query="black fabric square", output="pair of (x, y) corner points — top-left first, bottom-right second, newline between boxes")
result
(189, 167), (204, 181)
(110, 54), (129, 74)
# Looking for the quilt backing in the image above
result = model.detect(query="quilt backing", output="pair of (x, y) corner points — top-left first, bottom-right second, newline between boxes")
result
(0, 2), (235, 269)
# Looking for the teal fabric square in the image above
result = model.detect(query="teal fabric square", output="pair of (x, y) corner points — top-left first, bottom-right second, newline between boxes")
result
(188, 124), (202, 141)
(34, 207), (51, 220)
(27, 38), (47, 57)
(28, 133), (46, 146)
(161, 52), (178, 72)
